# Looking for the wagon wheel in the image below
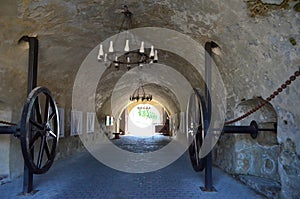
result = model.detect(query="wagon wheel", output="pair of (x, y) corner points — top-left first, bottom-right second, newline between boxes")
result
(186, 89), (206, 172)
(20, 87), (59, 174)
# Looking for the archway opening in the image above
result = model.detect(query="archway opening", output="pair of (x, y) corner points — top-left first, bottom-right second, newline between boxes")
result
(119, 101), (169, 137)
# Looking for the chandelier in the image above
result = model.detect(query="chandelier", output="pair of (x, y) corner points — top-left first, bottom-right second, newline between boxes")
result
(97, 4), (158, 70)
(130, 80), (152, 102)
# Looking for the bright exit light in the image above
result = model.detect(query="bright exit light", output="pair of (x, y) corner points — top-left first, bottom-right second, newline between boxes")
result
(127, 104), (161, 136)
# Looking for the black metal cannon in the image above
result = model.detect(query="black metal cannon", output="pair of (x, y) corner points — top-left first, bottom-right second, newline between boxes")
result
(0, 36), (59, 194)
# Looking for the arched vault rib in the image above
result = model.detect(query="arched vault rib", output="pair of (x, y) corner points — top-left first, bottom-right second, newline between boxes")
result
(99, 83), (181, 120)
(95, 49), (207, 120)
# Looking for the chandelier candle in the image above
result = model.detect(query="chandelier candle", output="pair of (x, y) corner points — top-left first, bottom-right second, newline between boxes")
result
(96, 4), (158, 69)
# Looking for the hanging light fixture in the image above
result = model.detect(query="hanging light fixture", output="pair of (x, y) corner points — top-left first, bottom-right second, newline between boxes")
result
(97, 4), (158, 70)
(130, 80), (152, 102)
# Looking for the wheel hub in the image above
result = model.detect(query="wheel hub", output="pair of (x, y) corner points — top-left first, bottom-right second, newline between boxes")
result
(44, 123), (51, 137)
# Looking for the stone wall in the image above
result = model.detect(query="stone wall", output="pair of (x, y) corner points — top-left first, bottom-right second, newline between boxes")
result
(0, 0), (299, 197)
(0, 106), (12, 184)
(213, 1), (300, 198)
(214, 98), (280, 180)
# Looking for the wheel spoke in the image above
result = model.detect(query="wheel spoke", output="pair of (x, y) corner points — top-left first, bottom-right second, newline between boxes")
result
(29, 132), (41, 150)
(44, 141), (51, 160)
(44, 96), (50, 123)
(193, 138), (199, 165)
(48, 129), (57, 138)
(37, 136), (46, 169)
(30, 119), (43, 130)
(31, 126), (40, 132)
(34, 98), (43, 124)
(49, 112), (56, 122)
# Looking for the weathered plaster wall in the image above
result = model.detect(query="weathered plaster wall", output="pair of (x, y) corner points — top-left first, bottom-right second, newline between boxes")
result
(0, 107), (12, 183)
(0, 0), (299, 198)
(212, 1), (300, 198)
(214, 98), (280, 187)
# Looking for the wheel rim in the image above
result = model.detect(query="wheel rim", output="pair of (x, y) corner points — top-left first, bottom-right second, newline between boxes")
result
(186, 88), (206, 172)
(186, 91), (200, 142)
(20, 87), (59, 174)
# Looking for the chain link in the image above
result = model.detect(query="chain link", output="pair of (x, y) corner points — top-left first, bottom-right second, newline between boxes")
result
(1, 69), (299, 126)
(225, 68), (300, 125)
(0, 120), (17, 126)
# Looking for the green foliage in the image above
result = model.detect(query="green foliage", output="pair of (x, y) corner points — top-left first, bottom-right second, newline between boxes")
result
(138, 109), (158, 120)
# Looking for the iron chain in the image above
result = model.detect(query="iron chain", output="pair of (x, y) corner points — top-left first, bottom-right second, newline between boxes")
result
(0, 120), (17, 126)
(225, 68), (300, 125)
(1, 70), (299, 126)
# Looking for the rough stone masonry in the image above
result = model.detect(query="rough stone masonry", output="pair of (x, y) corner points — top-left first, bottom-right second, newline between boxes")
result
(0, 0), (299, 198)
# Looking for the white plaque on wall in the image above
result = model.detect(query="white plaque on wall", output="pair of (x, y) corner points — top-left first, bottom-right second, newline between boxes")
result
(106, 115), (110, 126)
(71, 110), (83, 136)
(87, 112), (95, 133)
(58, 108), (65, 138)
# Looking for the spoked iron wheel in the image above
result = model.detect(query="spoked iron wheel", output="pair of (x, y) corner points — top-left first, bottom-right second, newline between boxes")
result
(186, 88), (206, 172)
(188, 126), (204, 172)
(20, 87), (59, 174)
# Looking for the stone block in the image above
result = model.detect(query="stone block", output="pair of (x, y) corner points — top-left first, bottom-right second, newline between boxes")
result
(237, 175), (281, 199)
(278, 139), (300, 199)
(261, 0), (284, 5)
(234, 141), (280, 182)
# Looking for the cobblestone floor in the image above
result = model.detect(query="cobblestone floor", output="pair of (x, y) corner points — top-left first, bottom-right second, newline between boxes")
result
(111, 134), (172, 153)
(0, 135), (263, 199)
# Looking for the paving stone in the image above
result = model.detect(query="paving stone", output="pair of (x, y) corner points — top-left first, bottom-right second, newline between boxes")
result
(111, 134), (171, 153)
(0, 136), (263, 199)
(237, 175), (281, 199)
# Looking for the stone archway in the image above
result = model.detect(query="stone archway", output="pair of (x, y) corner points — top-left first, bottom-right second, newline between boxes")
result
(214, 97), (280, 198)
(233, 98), (279, 180)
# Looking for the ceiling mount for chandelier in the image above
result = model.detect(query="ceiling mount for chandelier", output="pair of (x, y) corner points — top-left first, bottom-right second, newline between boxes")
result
(130, 80), (152, 102)
(97, 4), (158, 70)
